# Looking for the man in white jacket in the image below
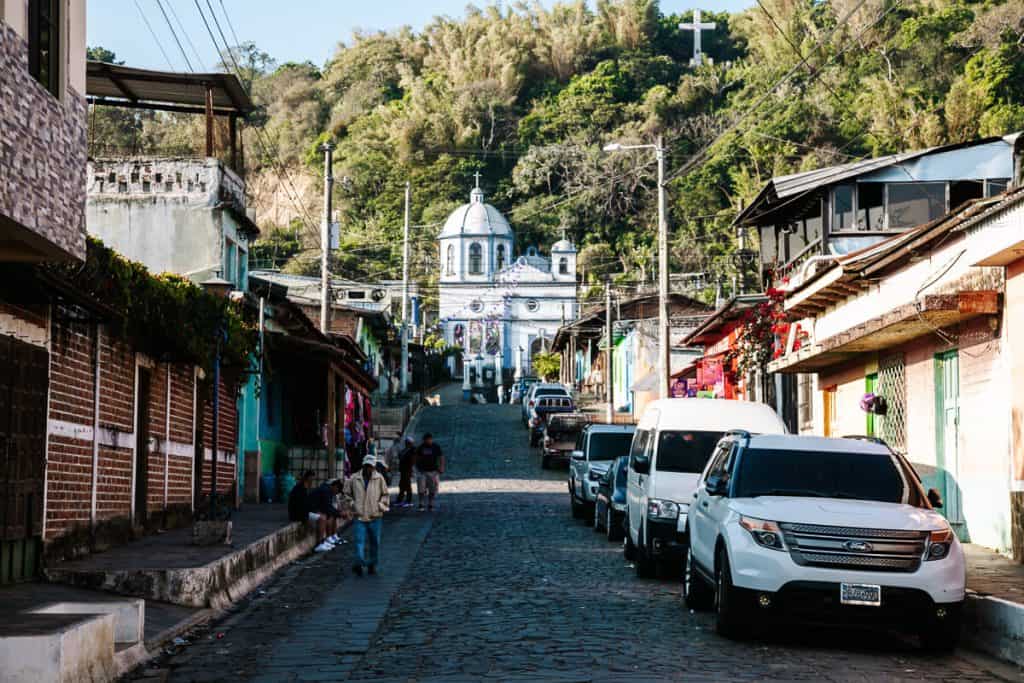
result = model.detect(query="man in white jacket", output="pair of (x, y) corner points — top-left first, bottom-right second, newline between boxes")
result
(342, 454), (390, 576)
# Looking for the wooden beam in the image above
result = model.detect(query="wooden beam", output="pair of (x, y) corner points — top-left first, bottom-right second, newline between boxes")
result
(205, 85), (215, 158)
(87, 96), (236, 116)
(229, 114), (238, 172)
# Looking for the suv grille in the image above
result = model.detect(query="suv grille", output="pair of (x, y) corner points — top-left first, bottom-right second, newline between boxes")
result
(779, 522), (927, 573)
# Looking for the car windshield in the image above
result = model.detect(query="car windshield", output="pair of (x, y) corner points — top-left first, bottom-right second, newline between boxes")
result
(655, 431), (724, 473)
(588, 433), (635, 461)
(733, 448), (922, 506)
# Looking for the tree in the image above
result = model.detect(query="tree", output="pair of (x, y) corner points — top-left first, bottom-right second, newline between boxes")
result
(532, 351), (561, 381)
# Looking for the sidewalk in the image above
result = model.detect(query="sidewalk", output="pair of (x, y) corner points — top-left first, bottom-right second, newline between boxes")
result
(964, 544), (1024, 665)
(46, 504), (315, 609)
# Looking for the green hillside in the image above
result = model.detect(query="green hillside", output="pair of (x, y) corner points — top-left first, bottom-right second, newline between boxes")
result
(89, 0), (1024, 299)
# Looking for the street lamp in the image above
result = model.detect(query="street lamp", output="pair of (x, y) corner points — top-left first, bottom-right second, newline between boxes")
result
(201, 276), (233, 518)
(603, 136), (669, 399)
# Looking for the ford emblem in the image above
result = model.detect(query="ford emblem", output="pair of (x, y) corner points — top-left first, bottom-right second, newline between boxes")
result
(843, 540), (873, 552)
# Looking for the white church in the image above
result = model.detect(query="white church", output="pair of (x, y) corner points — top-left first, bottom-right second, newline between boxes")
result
(438, 180), (578, 397)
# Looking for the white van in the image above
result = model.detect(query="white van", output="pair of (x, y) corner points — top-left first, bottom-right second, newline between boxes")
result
(625, 399), (787, 578)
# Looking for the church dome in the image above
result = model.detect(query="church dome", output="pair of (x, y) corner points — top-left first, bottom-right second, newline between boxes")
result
(440, 186), (512, 238)
(552, 238), (576, 252)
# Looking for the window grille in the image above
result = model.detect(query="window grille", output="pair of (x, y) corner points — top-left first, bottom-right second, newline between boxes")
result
(877, 355), (907, 453)
(798, 373), (813, 431)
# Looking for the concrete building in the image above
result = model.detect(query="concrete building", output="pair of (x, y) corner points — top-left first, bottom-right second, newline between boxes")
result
(770, 188), (1024, 558)
(438, 182), (579, 395)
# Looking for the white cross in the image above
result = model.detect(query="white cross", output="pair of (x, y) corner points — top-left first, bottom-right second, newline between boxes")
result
(679, 9), (716, 67)
(473, 171), (482, 189)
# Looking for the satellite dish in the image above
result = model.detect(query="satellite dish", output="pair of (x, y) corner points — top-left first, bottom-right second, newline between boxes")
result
(371, 289), (386, 302)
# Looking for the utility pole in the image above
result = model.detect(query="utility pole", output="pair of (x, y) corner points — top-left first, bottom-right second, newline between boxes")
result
(656, 135), (670, 400)
(401, 181), (411, 394)
(319, 141), (336, 334)
(605, 278), (614, 423)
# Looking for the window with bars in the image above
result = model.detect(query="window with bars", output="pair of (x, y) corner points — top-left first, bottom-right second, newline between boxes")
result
(798, 373), (814, 431)
(877, 355), (907, 453)
(28, 0), (61, 98)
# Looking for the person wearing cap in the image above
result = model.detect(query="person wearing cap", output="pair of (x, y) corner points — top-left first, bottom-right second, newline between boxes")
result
(309, 478), (344, 553)
(396, 436), (417, 507)
(342, 453), (390, 576)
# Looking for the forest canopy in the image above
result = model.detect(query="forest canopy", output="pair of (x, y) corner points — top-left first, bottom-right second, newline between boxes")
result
(89, 0), (1024, 300)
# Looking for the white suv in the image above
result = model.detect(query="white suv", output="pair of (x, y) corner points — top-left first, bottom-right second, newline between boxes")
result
(684, 432), (964, 651)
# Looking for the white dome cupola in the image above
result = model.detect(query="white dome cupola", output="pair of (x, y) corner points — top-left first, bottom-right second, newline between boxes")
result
(551, 230), (577, 282)
(439, 175), (515, 283)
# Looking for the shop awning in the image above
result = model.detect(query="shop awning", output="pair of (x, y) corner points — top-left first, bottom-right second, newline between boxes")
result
(769, 291), (999, 373)
(630, 372), (658, 392)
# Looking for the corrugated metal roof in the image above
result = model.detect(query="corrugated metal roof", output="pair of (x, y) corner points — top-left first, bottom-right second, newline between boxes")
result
(735, 134), (1018, 226)
(86, 61), (254, 114)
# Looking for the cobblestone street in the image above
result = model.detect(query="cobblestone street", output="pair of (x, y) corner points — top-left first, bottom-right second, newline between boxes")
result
(139, 385), (1020, 682)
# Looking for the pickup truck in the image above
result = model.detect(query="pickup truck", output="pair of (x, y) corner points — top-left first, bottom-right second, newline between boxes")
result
(541, 413), (593, 469)
(528, 395), (576, 447)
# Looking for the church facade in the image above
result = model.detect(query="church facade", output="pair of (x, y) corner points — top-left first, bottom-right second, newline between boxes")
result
(438, 183), (578, 391)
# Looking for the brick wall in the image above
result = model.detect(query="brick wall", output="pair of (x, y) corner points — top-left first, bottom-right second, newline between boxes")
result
(43, 311), (210, 551)
(200, 378), (238, 497)
(0, 23), (87, 260)
(45, 312), (95, 540)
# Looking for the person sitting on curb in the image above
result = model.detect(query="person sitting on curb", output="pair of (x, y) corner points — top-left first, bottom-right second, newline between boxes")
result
(288, 470), (335, 548)
(342, 454), (390, 576)
(309, 478), (344, 553)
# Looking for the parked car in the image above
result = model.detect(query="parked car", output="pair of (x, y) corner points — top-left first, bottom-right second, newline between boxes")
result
(683, 432), (963, 651)
(569, 424), (636, 519)
(594, 455), (629, 541)
(522, 382), (571, 425)
(511, 376), (539, 405)
(625, 399), (787, 578)
(528, 395), (575, 446)
(541, 413), (592, 469)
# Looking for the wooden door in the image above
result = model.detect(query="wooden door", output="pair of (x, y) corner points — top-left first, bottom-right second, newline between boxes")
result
(935, 351), (963, 528)
(0, 336), (47, 583)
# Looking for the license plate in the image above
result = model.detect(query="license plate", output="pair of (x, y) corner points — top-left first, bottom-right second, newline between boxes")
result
(840, 583), (881, 607)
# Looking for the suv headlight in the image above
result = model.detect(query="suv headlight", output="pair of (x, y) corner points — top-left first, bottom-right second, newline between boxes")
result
(739, 516), (785, 551)
(925, 525), (955, 561)
(647, 498), (680, 520)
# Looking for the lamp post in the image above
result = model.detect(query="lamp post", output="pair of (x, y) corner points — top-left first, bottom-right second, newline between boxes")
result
(603, 137), (669, 399)
(201, 276), (233, 517)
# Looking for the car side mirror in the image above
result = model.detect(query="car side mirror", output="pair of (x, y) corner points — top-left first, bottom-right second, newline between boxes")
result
(571, 450), (584, 460)
(927, 487), (943, 509)
(632, 456), (650, 475)
(705, 474), (728, 497)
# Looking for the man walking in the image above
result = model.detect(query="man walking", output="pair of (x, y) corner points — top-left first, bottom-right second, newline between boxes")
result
(342, 454), (390, 576)
(415, 433), (445, 512)
(397, 437), (416, 507)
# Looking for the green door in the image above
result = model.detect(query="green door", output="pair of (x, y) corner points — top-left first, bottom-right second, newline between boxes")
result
(865, 373), (877, 437)
(935, 351), (963, 530)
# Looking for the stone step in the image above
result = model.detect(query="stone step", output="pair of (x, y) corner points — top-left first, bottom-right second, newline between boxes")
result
(0, 612), (117, 683)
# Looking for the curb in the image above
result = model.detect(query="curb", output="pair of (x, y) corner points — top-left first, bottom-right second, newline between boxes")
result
(964, 591), (1024, 666)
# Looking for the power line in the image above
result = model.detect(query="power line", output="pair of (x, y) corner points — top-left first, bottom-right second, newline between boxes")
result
(166, 0), (206, 69)
(218, 0), (242, 47)
(155, 0), (194, 72)
(133, 0), (175, 71)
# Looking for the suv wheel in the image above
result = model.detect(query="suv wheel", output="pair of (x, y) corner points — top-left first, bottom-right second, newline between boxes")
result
(714, 547), (746, 639)
(570, 489), (585, 519)
(919, 607), (962, 652)
(541, 454), (550, 469)
(634, 524), (657, 578)
(593, 503), (603, 531)
(683, 539), (713, 610)
(606, 508), (623, 542)
(623, 525), (636, 561)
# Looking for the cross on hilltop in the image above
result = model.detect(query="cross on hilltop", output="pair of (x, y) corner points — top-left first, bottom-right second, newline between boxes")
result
(679, 9), (716, 67)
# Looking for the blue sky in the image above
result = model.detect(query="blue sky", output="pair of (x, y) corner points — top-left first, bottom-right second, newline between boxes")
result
(88, 1), (754, 72)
